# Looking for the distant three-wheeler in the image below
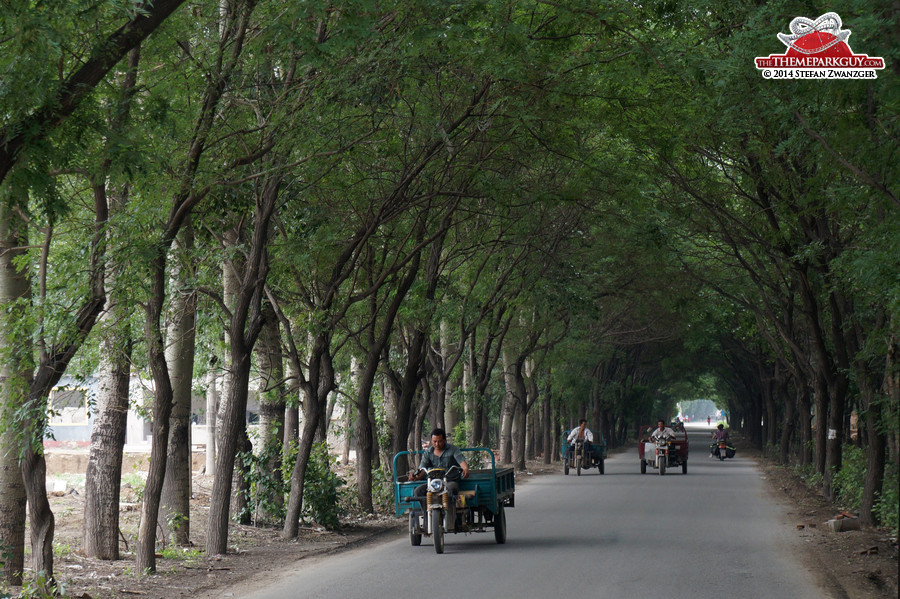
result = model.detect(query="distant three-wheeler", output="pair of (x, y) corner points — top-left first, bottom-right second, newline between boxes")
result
(561, 433), (608, 475)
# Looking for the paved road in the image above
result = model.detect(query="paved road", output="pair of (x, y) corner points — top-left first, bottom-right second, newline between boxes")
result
(236, 425), (827, 599)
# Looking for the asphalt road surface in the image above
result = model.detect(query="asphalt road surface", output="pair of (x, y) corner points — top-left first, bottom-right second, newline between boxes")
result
(236, 425), (827, 599)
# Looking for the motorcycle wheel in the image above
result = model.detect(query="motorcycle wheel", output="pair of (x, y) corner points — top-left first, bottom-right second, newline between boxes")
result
(409, 513), (421, 546)
(576, 456), (581, 476)
(432, 509), (444, 554)
(599, 457), (604, 474)
(640, 460), (646, 474)
(659, 460), (666, 476)
(564, 459), (569, 475)
(718, 450), (725, 461)
(494, 505), (507, 544)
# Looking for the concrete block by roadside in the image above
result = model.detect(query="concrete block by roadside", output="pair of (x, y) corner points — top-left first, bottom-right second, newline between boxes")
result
(826, 517), (861, 532)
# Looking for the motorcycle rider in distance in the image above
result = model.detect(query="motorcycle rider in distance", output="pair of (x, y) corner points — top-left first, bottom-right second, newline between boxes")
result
(410, 428), (469, 499)
(649, 419), (676, 441)
(710, 423), (729, 458)
(567, 418), (594, 447)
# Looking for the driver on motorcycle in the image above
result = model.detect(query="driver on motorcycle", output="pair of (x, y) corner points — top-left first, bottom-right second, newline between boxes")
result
(410, 428), (469, 499)
(567, 419), (594, 457)
(710, 423), (729, 457)
(649, 419), (676, 441)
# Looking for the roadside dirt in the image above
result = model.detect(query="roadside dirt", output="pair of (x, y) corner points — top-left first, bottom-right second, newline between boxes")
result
(9, 449), (896, 599)
(751, 450), (898, 599)
(14, 457), (559, 599)
(25, 474), (398, 599)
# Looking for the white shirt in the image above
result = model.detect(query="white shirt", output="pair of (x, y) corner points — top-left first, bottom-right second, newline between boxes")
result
(650, 427), (675, 440)
(567, 427), (594, 443)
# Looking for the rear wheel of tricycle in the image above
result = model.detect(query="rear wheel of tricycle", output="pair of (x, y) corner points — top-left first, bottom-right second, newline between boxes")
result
(409, 513), (421, 546)
(494, 505), (507, 544)
(640, 460), (646, 474)
(432, 509), (444, 554)
(599, 457), (605, 474)
(682, 461), (688, 474)
(659, 460), (666, 475)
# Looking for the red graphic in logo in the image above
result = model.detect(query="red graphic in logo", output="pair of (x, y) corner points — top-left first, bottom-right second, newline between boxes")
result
(755, 12), (885, 79)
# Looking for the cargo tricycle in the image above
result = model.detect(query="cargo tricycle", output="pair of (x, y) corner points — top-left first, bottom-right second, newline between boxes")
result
(561, 433), (607, 475)
(394, 448), (515, 554)
(638, 423), (689, 475)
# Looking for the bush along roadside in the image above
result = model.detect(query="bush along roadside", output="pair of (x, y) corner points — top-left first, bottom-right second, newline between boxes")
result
(796, 444), (898, 538)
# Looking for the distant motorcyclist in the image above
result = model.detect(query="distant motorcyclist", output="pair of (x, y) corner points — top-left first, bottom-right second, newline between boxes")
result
(710, 424), (729, 457)
(567, 419), (594, 456)
(567, 419), (594, 444)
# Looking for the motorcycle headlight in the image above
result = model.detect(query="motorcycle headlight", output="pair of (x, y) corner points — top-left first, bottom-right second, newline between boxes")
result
(428, 478), (444, 493)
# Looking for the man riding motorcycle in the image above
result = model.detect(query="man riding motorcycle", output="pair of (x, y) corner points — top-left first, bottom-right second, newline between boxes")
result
(567, 419), (594, 453)
(409, 428), (469, 499)
(650, 419), (676, 441)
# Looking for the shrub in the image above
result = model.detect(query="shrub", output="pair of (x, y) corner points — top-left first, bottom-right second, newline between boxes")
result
(831, 444), (866, 511)
(19, 571), (64, 599)
(875, 462), (898, 535)
(371, 467), (394, 513)
(301, 441), (345, 529)
(236, 436), (288, 525)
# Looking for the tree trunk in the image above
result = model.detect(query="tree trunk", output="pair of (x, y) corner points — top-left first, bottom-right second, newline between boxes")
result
(217, 225), (243, 515)
(0, 204), (29, 584)
(813, 369), (829, 475)
(207, 175), (278, 553)
(542, 384), (552, 464)
(525, 410), (535, 461)
(823, 378), (847, 500)
(283, 414), (319, 538)
(764, 378), (778, 451)
(205, 360), (219, 475)
(390, 328), (428, 474)
(341, 402), (353, 466)
(499, 350), (516, 464)
(355, 251), (421, 510)
(859, 387), (886, 525)
(283, 337), (334, 539)
(161, 223), (197, 546)
(208, 349), (253, 552)
(231, 430), (252, 525)
(256, 302), (285, 522)
(83, 47), (140, 561)
(137, 245), (180, 574)
(283, 359), (300, 456)
(797, 382), (812, 466)
(379, 374), (394, 467)
(463, 347), (476, 447)
(369, 398), (381, 471)
(477, 394), (489, 448)
(137, 0), (256, 568)
(354, 333), (375, 513)
(512, 360), (529, 471)
(778, 381), (796, 464)
(823, 293), (852, 500)
(83, 319), (132, 560)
